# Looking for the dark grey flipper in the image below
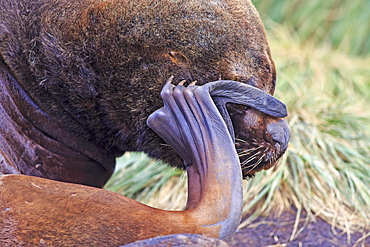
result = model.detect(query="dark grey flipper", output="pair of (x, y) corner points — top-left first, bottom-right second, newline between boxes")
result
(202, 80), (287, 141)
(147, 78), (287, 164)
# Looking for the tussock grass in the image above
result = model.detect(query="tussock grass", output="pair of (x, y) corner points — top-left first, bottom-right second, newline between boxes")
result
(242, 34), (370, 233)
(253, 0), (370, 57)
(105, 0), (370, 237)
(104, 152), (187, 210)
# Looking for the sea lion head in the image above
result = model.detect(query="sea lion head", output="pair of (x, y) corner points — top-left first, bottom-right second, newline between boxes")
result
(95, 0), (289, 177)
(89, 0), (289, 177)
(2, 0), (289, 179)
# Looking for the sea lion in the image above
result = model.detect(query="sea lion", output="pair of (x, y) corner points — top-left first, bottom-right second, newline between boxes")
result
(0, 0), (290, 245)
(0, 79), (285, 246)
(0, 0), (289, 187)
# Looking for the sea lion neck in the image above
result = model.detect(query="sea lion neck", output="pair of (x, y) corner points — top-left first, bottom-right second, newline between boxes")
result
(0, 61), (115, 187)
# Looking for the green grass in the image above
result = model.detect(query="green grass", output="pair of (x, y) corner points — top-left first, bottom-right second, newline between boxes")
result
(104, 152), (187, 210)
(105, 0), (370, 236)
(252, 0), (370, 57)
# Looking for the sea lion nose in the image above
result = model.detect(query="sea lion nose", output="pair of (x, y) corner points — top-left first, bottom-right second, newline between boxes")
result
(267, 119), (290, 152)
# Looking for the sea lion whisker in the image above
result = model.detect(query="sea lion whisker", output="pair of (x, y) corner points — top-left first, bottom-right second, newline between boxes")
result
(246, 161), (262, 173)
(244, 154), (266, 172)
(242, 151), (265, 167)
(238, 150), (260, 158)
(241, 157), (253, 166)
(235, 138), (247, 143)
(244, 151), (260, 160)
(242, 158), (260, 169)
(240, 152), (261, 167)
(238, 147), (259, 155)
(238, 152), (253, 158)
(160, 144), (171, 147)
(241, 146), (263, 152)
(241, 161), (253, 168)
(238, 151), (250, 156)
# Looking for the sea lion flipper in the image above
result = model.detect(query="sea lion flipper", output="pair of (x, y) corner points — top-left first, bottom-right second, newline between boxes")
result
(183, 80), (288, 144)
(147, 78), (193, 165)
(203, 80), (288, 118)
(148, 78), (242, 240)
(147, 79), (232, 167)
(213, 97), (236, 142)
(149, 79), (288, 151)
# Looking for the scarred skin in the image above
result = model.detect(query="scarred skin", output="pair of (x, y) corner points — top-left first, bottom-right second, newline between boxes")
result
(0, 0), (290, 245)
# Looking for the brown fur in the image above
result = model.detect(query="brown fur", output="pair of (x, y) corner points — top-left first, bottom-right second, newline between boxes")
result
(0, 0), (282, 182)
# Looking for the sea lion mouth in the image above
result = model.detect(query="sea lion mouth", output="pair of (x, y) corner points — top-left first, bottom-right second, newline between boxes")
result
(235, 137), (283, 178)
(229, 105), (290, 178)
(229, 108), (289, 178)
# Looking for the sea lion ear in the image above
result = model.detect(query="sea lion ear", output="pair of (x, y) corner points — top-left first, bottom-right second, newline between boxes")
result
(167, 51), (190, 68)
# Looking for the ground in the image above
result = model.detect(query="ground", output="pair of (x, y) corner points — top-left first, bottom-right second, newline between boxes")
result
(231, 209), (369, 247)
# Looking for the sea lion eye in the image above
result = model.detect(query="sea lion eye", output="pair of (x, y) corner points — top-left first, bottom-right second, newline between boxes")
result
(228, 103), (251, 115)
(167, 51), (190, 67)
